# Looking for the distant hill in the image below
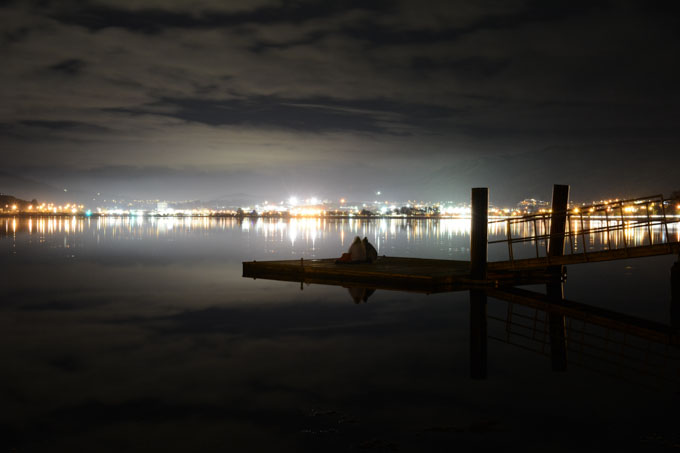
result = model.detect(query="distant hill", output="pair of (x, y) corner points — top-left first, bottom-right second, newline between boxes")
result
(0, 193), (35, 211)
(0, 171), (76, 204)
(207, 192), (262, 209)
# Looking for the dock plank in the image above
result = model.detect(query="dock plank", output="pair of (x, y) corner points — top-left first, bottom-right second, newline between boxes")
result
(242, 256), (553, 293)
(243, 256), (477, 293)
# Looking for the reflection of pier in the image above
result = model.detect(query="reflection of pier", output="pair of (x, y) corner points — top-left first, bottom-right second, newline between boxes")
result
(244, 185), (680, 381)
(488, 287), (680, 388)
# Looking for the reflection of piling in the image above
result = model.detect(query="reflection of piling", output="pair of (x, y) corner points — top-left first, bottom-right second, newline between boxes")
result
(547, 184), (570, 371)
(470, 188), (488, 379)
(547, 277), (567, 371)
(672, 259), (680, 328)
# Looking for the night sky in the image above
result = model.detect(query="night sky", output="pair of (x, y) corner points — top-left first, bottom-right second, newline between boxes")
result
(2, 0), (679, 205)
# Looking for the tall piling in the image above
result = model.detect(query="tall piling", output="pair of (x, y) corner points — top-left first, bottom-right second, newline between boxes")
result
(470, 188), (488, 281)
(470, 188), (488, 379)
(672, 259), (680, 328)
(547, 184), (570, 371)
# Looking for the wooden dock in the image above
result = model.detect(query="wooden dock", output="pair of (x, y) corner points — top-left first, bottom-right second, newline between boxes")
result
(242, 186), (680, 379)
(243, 257), (473, 293)
(242, 256), (562, 293)
(243, 186), (679, 294)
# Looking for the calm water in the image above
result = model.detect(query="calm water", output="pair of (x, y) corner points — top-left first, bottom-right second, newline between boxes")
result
(2, 216), (679, 452)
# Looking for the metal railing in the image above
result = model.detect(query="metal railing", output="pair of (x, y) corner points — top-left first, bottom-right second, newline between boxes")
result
(489, 195), (680, 264)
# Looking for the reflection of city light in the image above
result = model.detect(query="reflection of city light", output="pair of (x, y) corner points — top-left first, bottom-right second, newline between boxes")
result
(5, 210), (679, 264)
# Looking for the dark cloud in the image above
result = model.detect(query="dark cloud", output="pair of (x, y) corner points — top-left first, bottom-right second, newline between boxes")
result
(2, 0), (680, 202)
(2, 25), (30, 44)
(340, 0), (607, 47)
(49, 355), (83, 372)
(48, 58), (86, 74)
(47, 0), (393, 33)
(20, 119), (110, 132)
(111, 96), (459, 134)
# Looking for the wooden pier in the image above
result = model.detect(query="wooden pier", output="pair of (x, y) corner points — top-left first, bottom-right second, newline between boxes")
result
(243, 185), (680, 378)
(243, 186), (680, 292)
(242, 256), (564, 293)
(243, 257), (472, 293)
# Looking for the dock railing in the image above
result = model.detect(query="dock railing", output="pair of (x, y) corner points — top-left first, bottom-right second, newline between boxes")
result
(488, 195), (680, 265)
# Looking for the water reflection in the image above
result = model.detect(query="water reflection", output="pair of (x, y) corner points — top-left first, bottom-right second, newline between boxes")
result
(2, 215), (680, 451)
(3, 215), (678, 257)
(487, 287), (680, 390)
(344, 286), (376, 304)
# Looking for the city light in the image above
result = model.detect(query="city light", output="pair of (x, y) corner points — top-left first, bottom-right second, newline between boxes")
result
(2, 192), (679, 219)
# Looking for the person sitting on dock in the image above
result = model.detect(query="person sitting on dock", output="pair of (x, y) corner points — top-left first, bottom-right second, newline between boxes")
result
(335, 236), (366, 263)
(363, 237), (378, 263)
(336, 236), (380, 264)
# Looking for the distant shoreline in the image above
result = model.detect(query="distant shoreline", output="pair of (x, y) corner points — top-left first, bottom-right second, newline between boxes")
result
(0, 213), (474, 220)
(3, 213), (677, 220)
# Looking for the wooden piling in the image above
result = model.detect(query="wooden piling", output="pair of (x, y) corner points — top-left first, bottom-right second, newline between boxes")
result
(547, 184), (570, 371)
(470, 188), (488, 280)
(548, 184), (570, 259)
(470, 188), (488, 379)
(672, 259), (680, 328)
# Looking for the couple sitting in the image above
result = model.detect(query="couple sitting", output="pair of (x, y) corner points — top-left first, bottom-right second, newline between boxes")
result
(335, 236), (378, 264)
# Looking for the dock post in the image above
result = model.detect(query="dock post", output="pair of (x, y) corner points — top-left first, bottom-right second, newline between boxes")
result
(547, 184), (569, 371)
(470, 188), (488, 379)
(470, 188), (488, 281)
(672, 259), (680, 328)
(548, 184), (570, 259)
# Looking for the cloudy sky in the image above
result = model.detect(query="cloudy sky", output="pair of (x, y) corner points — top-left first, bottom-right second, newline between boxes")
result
(2, 0), (679, 205)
